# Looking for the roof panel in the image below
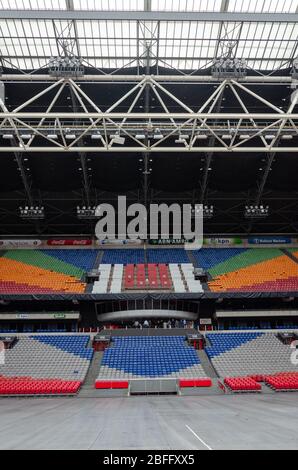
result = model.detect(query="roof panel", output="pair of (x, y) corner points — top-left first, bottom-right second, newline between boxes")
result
(228, 0), (298, 13)
(0, 5), (296, 72)
(151, 0), (222, 11)
(72, 0), (143, 10)
(0, 0), (66, 9)
(0, 0), (297, 12)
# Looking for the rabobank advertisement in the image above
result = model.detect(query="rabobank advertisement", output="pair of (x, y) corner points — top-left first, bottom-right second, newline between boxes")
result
(248, 236), (292, 245)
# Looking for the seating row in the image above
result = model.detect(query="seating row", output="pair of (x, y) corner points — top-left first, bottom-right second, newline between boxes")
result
(206, 332), (297, 378)
(224, 376), (261, 391)
(97, 336), (207, 379)
(124, 263), (172, 290)
(0, 377), (81, 395)
(92, 264), (111, 293)
(265, 373), (298, 390)
(0, 335), (93, 395)
(224, 372), (298, 392)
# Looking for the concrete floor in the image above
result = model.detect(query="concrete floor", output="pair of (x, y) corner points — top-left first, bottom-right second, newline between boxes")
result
(0, 394), (298, 450)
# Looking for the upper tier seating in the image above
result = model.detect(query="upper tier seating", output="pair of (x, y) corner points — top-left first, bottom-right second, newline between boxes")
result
(205, 248), (298, 292)
(169, 263), (186, 292)
(101, 249), (145, 264)
(1, 247), (297, 295)
(192, 248), (247, 270)
(97, 336), (207, 379)
(0, 335), (93, 395)
(147, 249), (190, 264)
(288, 249), (298, 259)
(109, 264), (124, 293)
(206, 332), (297, 377)
(169, 263), (204, 293)
(0, 250), (88, 294)
(180, 263), (203, 293)
(92, 264), (112, 293)
(123, 263), (173, 290)
(101, 249), (190, 265)
(42, 249), (97, 272)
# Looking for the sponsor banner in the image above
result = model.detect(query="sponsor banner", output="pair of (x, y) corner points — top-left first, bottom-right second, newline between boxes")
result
(96, 239), (142, 246)
(149, 239), (192, 245)
(0, 239), (42, 248)
(248, 236), (292, 245)
(199, 318), (212, 325)
(204, 237), (242, 246)
(0, 312), (79, 320)
(16, 313), (30, 319)
(47, 239), (92, 246)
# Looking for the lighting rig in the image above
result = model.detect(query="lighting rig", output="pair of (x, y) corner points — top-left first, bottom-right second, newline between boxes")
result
(244, 205), (269, 218)
(212, 57), (247, 79)
(49, 55), (84, 78)
(191, 205), (213, 219)
(203, 205), (214, 219)
(19, 206), (45, 219)
(291, 58), (298, 80)
(76, 206), (99, 219)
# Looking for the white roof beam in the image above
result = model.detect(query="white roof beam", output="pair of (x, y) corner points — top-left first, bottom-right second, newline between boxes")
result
(0, 10), (297, 22)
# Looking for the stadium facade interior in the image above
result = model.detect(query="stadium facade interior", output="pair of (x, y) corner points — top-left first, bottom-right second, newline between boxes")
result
(0, 2), (298, 451)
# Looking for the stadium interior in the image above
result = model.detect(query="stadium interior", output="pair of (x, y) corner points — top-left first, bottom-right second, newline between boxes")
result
(0, 0), (298, 451)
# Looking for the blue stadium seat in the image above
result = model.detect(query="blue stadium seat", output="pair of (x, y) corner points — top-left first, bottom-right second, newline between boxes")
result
(33, 335), (93, 360)
(147, 249), (190, 264)
(101, 336), (200, 377)
(101, 249), (145, 264)
(191, 248), (247, 269)
(42, 249), (97, 271)
(205, 332), (263, 359)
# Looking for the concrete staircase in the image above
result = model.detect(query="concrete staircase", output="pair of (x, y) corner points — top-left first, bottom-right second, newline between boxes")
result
(180, 349), (224, 396)
(187, 250), (197, 267)
(95, 250), (104, 269)
(283, 248), (298, 265)
(197, 349), (219, 378)
(78, 351), (104, 397)
(178, 349), (225, 396)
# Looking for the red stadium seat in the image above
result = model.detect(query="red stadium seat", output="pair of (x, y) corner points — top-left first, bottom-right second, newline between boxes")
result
(0, 376), (81, 395)
(95, 380), (129, 389)
(179, 378), (212, 388)
(224, 376), (261, 392)
(264, 372), (298, 390)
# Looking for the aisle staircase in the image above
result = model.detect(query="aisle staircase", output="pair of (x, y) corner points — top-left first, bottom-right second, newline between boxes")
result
(197, 349), (218, 378)
(78, 351), (104, 397)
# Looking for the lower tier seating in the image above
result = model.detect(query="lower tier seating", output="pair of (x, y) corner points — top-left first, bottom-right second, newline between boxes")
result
(0, 335), (93, 395)
(0, 377), (81, 395)
(264, 372), (298, 390)
(224, 372), (298, 392)
(96, 336), (207, 379)
(224, 376), (261, 392)
(206, 332), (297, 377)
